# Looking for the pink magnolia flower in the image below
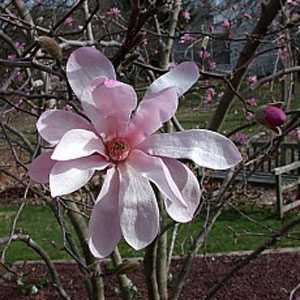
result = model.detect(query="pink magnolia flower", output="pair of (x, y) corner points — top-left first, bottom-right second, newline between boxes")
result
(28, 47), (242, 258)
(255, 103), (287, 131)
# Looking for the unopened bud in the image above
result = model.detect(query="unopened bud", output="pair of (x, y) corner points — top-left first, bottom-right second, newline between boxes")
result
(38, 36), (63, 61)
(255, 103), (287, 132)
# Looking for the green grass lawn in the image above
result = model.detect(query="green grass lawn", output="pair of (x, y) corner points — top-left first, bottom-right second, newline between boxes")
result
(1, 204), (300, 262)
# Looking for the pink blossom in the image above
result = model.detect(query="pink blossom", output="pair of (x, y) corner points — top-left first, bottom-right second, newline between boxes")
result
(279, 47), (289, 61)
(205, 88), (216, 104)
(64, 17), (74, 26)
(287, 0), (300, 5)
(290, 128), (300, 140)
(247, 75), (257, 86)
(181, 10), (191, 21)
(179, 33), (195, 44)
(208, 60), (216, 70)
(28, 47), (241, 257)
(63, 104), (73, 111)
(16, 71), (23, 81)
(142, 38), (148, 46)
(246, 112), (254, 121)
(255, 104), (287, 131)
(8, 54), (16, 60)
(106, 7), (121, 18)
(246, 97), (257, 107)
(223, 19), (231, 29)
(16, 42), (25, 49)
(233, 132), (248, 145)
(243, 13), (252, 20)
(208, 25), (214, 33)
(199, 49), (210, 60)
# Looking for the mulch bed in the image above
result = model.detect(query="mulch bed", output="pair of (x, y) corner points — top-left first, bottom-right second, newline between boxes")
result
(1, 252), (300, 299)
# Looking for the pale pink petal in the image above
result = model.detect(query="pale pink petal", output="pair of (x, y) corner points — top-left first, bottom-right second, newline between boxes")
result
(127, 150), (186, 207)
(118, 164), (159, 250)
(66, 47), (116, 101)
(145, 62), (199, 97)
(162, 158), (201, 222)
(28, 152), (56, 184)
(37, 110), (93, 145)
(139, 129), (242, 170)
(88, 168), (122, 258)
(49, 155), (109, 197)
(51, 129), (106, 161)
(126, 88), (178, 145)
(84, 79), (137, 138)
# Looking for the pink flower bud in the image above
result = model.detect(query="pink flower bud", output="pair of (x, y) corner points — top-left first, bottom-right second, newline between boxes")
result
(247, 75), (257, 86)
(255, 104), (287, 131)
(223, 19), (231, 29)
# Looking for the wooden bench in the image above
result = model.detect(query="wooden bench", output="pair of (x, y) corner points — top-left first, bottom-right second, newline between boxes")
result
(274, 161), (300, 219)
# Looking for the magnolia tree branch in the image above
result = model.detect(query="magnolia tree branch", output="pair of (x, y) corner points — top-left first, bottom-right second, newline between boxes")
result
(144, 240), (160, 300)
(0, 234), (70, 300)
(111, 247), (134, 300)
(208, 0), (287, 131)
(66, 200), (105, 300)
(252, 66), (300, 90)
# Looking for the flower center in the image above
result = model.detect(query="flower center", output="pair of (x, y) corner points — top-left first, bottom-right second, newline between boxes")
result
(106, 137), (130, 162)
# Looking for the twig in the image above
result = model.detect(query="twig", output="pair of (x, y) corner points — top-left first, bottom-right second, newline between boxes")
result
(0, 234), (70, 300)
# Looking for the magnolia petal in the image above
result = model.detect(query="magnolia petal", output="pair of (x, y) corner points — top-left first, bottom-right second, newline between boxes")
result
(145, 62), (199, 97)
(51, 129), (106, 161)
(28, 152), (56, 184)
(85, 79), (137, 138)
(66, 47), (116, 101)
(127, 150), (186, 207)
(88, 168), (122, 258)
(37, 110), (93, 145)
(126, 88), (178, 145)
(162, 158), (201, 222)
(139, 129), (242, 170)
(49, 156), (109, 197)
(118, 164), (159, 250)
